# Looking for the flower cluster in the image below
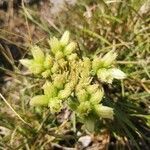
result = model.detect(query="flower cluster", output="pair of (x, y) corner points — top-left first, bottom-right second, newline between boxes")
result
(92, 51), (126, 83)
(20, 31), (126, 122)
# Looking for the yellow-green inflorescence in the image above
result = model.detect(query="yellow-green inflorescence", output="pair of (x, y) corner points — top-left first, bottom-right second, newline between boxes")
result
(20, 31), (126, 120)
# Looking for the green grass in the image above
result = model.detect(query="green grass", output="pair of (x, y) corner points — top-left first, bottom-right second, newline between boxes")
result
(0, 0), (150, 149)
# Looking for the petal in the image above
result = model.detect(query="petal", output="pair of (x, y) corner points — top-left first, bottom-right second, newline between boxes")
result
(102, 50), (117, 67)
(64, 42), (76, 55)
(60, 31), (70, 46)
(48, 37), (62, 54)
(90, 88), (104, 104)
(110, 68), (126, 79)
(31, 46), (45, 62)
(44, 54), (53, 69)
(20, 59), (33, 68)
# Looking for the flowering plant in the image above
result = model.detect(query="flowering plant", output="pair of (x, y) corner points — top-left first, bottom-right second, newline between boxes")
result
(20, 31), (126, 130)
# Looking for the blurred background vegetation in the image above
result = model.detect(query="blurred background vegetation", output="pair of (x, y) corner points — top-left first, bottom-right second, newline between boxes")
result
(0, 0), (150, 149)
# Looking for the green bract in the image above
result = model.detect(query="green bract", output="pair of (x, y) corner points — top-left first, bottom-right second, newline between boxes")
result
(20, 31), (126, 127)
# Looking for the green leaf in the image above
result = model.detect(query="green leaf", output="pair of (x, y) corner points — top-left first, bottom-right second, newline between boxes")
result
(118, 117), (140, 150)
(115, 108), (141, 150)
(77, 101), (91, 116)
(68, 98), (79, 111)
(84, 116), (95, 132)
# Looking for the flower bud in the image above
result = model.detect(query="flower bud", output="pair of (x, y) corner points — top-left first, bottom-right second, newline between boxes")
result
(44, 54), (53, 69)
(31, 46), (45, 63)
(48, 97), (62, 113)
(65, 82), (75, 91)
(76, 89), (89, 102)
(80, 57), (92, 77)
(30, 62), (44, 74)
(55, 51), (64, 60)
(92, 57), (103, 74)
(64, 42), (76, 56)
(60, 31), (70, 46)
(58, 58), (67, 68)
(90, 89), (104, 104)
(53, 74), (66, 89)
(83, 57), (91, 70)
(48, 37), (62, 54)
(101, 50), (117, 67)
(51, 63), (59, 73)
(77, 101), (91, 116)
(30, 95), (49, 106)
(58, 89), (71, 99)
(109, 68), (126, 79)
(97, 68), (113, 83)
(67, 53), (78, 61)
(43, 81), (58, 98)
(42, 69), (51, 78)
(94, 105), (114, 119)
(86, 84), (99, 94)
(20, 59), (33, 69)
